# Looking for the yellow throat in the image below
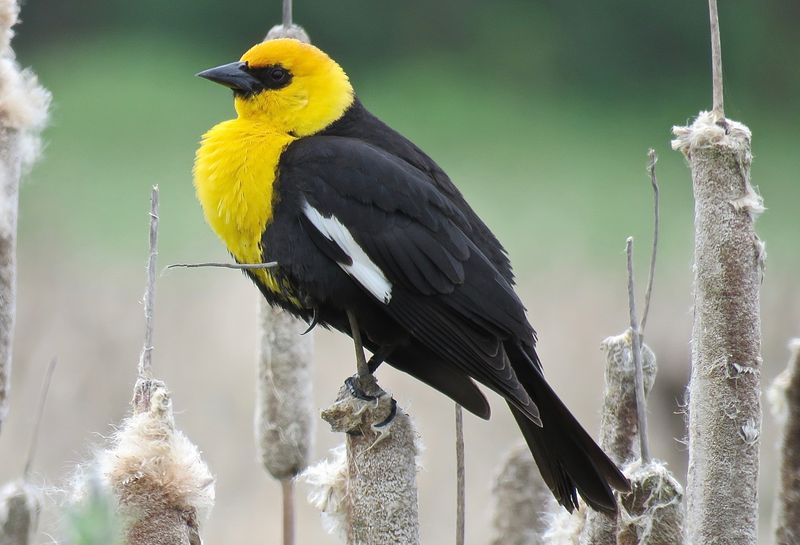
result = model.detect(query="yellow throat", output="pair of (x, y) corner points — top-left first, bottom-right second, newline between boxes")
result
(193, 39), (354, 296)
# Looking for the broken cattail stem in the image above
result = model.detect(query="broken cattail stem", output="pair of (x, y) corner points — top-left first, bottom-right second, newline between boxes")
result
(73, 192), (216, 544)
(672, 111), (762, 545)
(0, 0), (50, 435)
(455, 404), (465, 545)
(321, 377), (419, 545)
(281, 479), (295, 545)
(137, 186), (159, 380)
(23, 357), (57, 478)
(708, 0), (724, 121)
(640, 149), (660, 334)
(93, 381), (215, 545)
(625, 238), (650, 464)
(769, 339), (800, 545)
(282, 0), (292, 28)
(580, 332), (656, 545)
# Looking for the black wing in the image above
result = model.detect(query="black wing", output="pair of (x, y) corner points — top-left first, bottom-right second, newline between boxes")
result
(277, 135), (541, 423)
(320, 99), (515, 285)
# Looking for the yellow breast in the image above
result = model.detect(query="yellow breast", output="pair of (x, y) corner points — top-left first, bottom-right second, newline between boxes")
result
(193, 119), (295, 293)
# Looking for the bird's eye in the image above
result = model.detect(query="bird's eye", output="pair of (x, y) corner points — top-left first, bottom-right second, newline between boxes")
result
(271, 68), (288, 82)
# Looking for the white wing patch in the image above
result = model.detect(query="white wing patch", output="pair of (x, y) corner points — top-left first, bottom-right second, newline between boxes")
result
(302, 201), (393, 304)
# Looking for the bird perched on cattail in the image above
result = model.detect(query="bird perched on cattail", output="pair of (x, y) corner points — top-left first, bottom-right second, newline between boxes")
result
(194, 38), (630, 512)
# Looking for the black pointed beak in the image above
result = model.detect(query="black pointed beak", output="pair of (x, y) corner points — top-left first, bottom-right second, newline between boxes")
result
(196, 61), (264, 94)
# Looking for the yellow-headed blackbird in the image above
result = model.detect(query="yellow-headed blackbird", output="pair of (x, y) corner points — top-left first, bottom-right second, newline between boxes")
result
(194, 38), (629, 512)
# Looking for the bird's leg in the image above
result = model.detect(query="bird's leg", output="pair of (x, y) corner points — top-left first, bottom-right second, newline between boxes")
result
(346, 309), (371, 378)
(337, 311), (397, 433)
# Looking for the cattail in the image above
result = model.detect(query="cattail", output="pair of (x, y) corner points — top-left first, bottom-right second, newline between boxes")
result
(318, 377), (419, 545)
(266, 24), (310, 43)
(69, 189), (215, 544)
(0, 0), (50, 435)
(488, 444), (551, 545)
(672, 111), (763, 545)
(769, 338), (800, 545)
(255, 302), (315, 478)
(74, 380), (215, 545)
(0, 480), (41, 545)
(578, 331), (657, 545)
(255, 300), (314, 545)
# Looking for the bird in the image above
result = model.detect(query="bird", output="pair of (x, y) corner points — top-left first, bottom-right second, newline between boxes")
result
(194, 38), (630, 512)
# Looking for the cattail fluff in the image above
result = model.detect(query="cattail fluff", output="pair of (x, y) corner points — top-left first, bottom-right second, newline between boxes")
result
(0, 0), (50, 434)
(74, 380), (214, 545)
(617, 460), (684, 545)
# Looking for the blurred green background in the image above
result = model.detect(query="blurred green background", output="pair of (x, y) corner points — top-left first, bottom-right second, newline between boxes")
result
(4, 1), (799, 543)
(16, 0), (800, 269)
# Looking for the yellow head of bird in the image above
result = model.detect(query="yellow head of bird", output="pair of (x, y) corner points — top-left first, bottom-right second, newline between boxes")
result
(197, 38), (354, 137)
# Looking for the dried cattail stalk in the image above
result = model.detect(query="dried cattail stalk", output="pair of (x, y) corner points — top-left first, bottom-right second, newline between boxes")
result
(672, 110), (763, 545)
(0, 0), (50, 435)
(0, 480), (41, 545)
(321, 377), (419, 545)
(769, 338), (800, 545)
(266, 24), (311, 43)
(488, 444), (551, 545)
(597, 331), (657, 465)
(81, 380), (215, 545)
(578, 331), (657, 545)
(255, 301), (315, 480)
(617, 460), (684, 545)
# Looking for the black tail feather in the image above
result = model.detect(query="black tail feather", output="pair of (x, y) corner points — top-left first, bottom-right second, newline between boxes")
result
(507, 345), (631, 513)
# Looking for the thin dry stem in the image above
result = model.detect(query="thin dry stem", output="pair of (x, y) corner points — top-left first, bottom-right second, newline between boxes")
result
(455, 404), (465, 545)
(626, 238), (650, 463)
(640, 149), (660, 335)
(281, 478), (295, 545)
(137, 186), (159, 379)
(708, 0), (724, 120)
(23, 357), (56, 478)
(166, 261), (278, 272)
(282, 0), (292, 28)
